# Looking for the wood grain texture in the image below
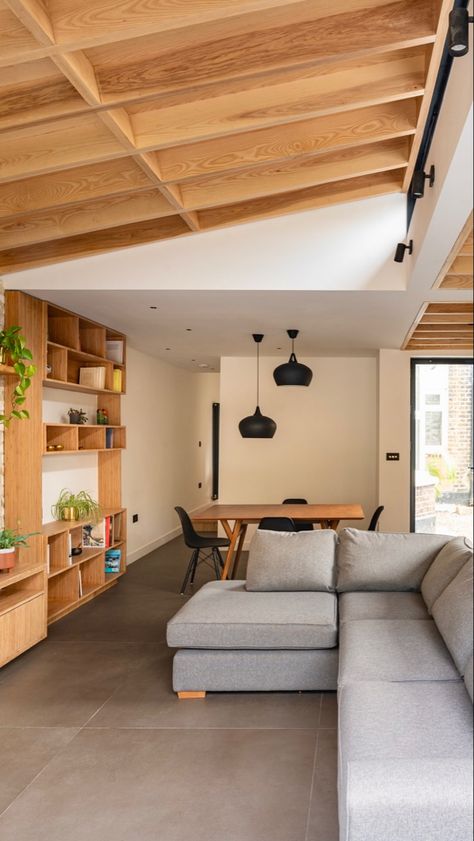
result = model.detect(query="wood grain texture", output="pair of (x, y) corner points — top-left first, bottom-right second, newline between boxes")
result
(193, 503), (365, 523)
(0, 0), (448, 262)
(440, 275), (473, 289)
(0, 158), (151, 218)
(180, 138), (409, 209)
(0, 214), (190, 271)
(403, 300), (473, 350)
(93, 0), (435, 101)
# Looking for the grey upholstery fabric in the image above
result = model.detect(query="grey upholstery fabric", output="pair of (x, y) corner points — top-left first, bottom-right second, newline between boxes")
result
(167, 581), (338, 649)
(339, 591), (428, 623)
(338, 681), (473, 841)
(173, 647), (338, 691)
(465, 654), (473, 703)
(245, 528), (336, 592)
(336, 528), (450, 593)
(338, 619), (460, 685)
(422, 536), (473, 613)
(432, 557), (473, 675)
(343, 759), (473, 841)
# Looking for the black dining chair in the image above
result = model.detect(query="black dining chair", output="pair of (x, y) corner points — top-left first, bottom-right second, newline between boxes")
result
(368, 505), (384, 531)
(259, 516), (296, 532)
(175, 506), (230, 595)
(282, 497), (313, 532)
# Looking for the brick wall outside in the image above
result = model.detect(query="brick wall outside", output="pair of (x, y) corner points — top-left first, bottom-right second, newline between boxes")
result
(447, 364), (473, 494)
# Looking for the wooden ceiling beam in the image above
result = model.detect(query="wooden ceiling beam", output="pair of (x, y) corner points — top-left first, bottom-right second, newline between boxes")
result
(439, 275), (473, 290)
(0, 188), (178, 249)
(0, 214), (191, 272)
(92, 0), (436, 103)
(156, 101), (418, 185)
(197, 169), (403, 230)
(179, 138), (409, 210)
(421, 314), (473, 324)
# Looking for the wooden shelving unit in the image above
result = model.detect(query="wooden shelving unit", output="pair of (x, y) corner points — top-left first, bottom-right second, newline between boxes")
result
(42, 301), (127, 625)
(2, 292), (127, 665)
(44, 508), (127, 623)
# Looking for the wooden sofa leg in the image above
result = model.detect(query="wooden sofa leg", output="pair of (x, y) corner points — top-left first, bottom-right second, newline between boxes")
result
(177, 691), (206, 700)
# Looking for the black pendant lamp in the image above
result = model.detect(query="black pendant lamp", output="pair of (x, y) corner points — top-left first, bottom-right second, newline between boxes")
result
(273, 329), (313, 387)
(239, 334), (277, 438)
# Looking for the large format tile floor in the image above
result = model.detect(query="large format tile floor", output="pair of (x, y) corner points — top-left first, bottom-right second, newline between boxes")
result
(0, 538), (338, 840)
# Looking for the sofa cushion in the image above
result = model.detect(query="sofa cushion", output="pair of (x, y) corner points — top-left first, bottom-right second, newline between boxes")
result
(422, 536), (473, 613)
(432, 557), (473, 675)
(336, 529), (450, 593)
(339, 592), (428, 623)
(338, 619), (460, 685)
(339, 680), (473, 841)
(167, 581), (338, 649)
(465, 654), (473, 703)
(245, 528), (336, 592)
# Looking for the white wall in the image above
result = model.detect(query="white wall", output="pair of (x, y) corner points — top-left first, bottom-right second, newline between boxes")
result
(377, 350), (411, 532)
(219, 355), (378, 538)
(122, 347), (219, 561)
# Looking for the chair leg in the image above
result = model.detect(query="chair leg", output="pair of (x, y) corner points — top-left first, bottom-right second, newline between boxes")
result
(211, 548), (221, 581)
(180, 549), (198, 595)
(215, 548), (225, 569)
(189, 549), (200, 585)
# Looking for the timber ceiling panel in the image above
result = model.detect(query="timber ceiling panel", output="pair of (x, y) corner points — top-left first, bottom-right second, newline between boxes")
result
(0, 0), (453, 270)
(435, 214), (473, 291)
(403, 302), (474, 351)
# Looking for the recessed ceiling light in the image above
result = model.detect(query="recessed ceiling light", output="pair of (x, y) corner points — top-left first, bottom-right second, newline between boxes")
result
(198, 362), (209, 368)
(186, 328), (192, 332)
(165, 347), (171, 351)
(149, 306), (158, 310)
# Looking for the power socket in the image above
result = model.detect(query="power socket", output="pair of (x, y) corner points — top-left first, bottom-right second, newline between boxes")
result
(132, 513), (139, 523)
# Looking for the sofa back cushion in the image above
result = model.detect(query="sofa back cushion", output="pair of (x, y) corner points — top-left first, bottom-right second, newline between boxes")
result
(432, 557), (473, 675)
(245, 528), (336, 592)
(336, 529), (450, 593)
(421, 537), (473, 613)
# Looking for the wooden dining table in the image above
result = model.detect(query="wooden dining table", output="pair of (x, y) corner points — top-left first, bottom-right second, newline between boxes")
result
(192, 504), (365, 580)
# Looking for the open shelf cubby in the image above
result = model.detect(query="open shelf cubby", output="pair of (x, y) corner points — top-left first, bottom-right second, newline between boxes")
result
(43, 424), (126, 454)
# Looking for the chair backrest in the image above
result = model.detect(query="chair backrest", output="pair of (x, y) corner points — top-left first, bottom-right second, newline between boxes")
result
(282, 498), (313, 531)
(259, 516), (296, 532)
(368, 505), (385, 531)
(175, 506), (200, 547)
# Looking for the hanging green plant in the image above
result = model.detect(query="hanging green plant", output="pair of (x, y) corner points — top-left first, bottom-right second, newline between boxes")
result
(0, 326), (36, 427)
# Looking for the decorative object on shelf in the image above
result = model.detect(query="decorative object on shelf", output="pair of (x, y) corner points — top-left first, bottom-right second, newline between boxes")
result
(0, 325), (37, 427)
(239, 334), (277, 439)
(68, 408), (88, 424)
(52, 489), (101, 523)
(105, 428), (114, 449)
(106, 340), (124, 364)
(54, 444), (64, 451)
(82, 520), (106, 548)
(113, 369), (122, 392)
(0, 527), (37, 572)
(79, 366), (106, 390)
(105, 548), (121, 574)
(71, 547), (83, 557)
(273, 330), (313, 387)
(46, 444), (56, 452)
(97, 408), (109, 425)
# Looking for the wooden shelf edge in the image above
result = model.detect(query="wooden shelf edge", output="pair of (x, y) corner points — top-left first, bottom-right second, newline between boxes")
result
(43, 378), (125, 396)
(43, 508), (126, 537)
(48, 340), (125, 367)
(0, 363), (17, 377)
(44, 448), (126, 455)
(0, 561), (45, 590)
(47, 576), (121, 624)
(0, 589), (45, 617)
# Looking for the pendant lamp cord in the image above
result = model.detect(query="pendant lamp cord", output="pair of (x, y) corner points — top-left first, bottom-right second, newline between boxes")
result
(256, 341), (260, 405)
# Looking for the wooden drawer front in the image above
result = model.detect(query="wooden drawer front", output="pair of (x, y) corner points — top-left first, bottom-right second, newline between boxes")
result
(0, 595), (46, 667)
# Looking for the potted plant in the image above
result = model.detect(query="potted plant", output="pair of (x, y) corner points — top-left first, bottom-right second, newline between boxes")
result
(52, 489), (101, 523)
(0, 325), (36, 427)
(68, 408), (88, 425)
(0, 527), (37, 572)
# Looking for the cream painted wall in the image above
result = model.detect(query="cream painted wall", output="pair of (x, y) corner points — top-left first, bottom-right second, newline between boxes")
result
(219, 355), (377, 538)
(377, 350), (411, 532)
(122, 348), (219, 561)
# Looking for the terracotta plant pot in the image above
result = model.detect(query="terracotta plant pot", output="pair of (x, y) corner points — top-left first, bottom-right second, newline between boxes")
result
(0, 548), (16, 572)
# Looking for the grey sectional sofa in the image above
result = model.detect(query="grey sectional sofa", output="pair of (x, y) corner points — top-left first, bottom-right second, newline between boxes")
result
(167, 528), (474, 841)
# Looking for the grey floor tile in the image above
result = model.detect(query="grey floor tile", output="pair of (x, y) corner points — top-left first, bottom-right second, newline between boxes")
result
(320, 692), (338, 729)
(0, 642), (152, 727)
(306, 730), (339, 841)
(0, 727), (317, 841)
(0, 727), (78, 815)
(88, 646), (323, 730)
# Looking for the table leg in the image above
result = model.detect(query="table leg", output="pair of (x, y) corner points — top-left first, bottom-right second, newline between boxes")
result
(328, 519), (340, 530)
(231, 524), (248, 579)
(221, 520), (242, 581)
